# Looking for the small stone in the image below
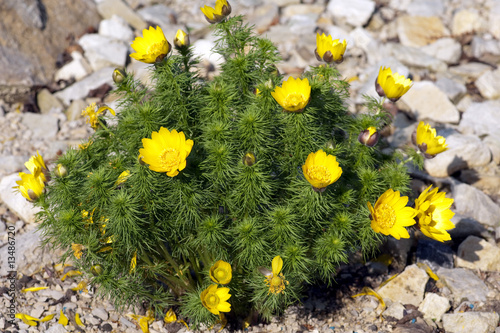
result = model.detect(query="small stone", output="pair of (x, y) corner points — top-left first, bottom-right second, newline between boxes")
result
(416, 239), (454, 271)
(54, 51), (93, 82)
(386, 43), (447, 72)
(0, 155), (29, 176)
(419, 293), (450, 322)
(78, 34), (128, 72)
(456, 235), (500, 272)
(448, 62), (492, 81)
(247, 3), (279, 34)
(423, 132), (492, 177)
(30, 304), (45, 319)
(452, 9), (484, 36)
(397, 15), (448, 47)
(101, 323), (113, 332)
(99, 15), (134, 42)
(460, 100), (500, 139)
(421, 38), (462, 64)
(382, 302), (405, 320)
(192, 39), (224, 67)
(44, 324), (67, 333)
(21, 113), (59, 139)
(37, 89), (64, 115)
(38, 289), (65, 301)
(406, 0), (444, 17)
(452, 182), (500, 227)
(484, 135), (500, 164)
(65, 99), (87, 122)
(489, 3), (500, 39)
(471, 36), (500, 63)
(327, 0), (376, 27)
(267, 0), (300, 5)
(92, 307), (109, 321)
(137, 4), (176, 29)
(87, 314), (102, 325)
(63, 302), (77, 311)
(434, 76), (467, 103)
(449, 214), (488, 241)
(282, 4), (324, 17)
(377, 264), (428, 306)
(401, 81), (459, 123)
(55, 67), (115, 106)
(442, 312), (499, 333)
(437, 268), (490, 305)
(475, 68), (500, 100)
(96, 0), (147, 31)
(120, 317), (136, 328)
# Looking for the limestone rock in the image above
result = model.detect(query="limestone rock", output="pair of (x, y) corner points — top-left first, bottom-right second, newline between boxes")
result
(460, 100), (500, 139)
(78, 34), (128, 72)
(434, 76), (467, 103)
(471, 36), (500, 64)
(442, 312), (499, 333)
(0, 173), (40, 223)
(452, 182), (500, 227)
(452, 9), (484, 36)
(382, 302), (405, 320)
(98, 15), (135, 42)
(423, 132), (492, 178)
(449, 214), (488, 241)
(54, 51), (93, 82)
(385, 43), (447, 72)
(247, 3), (280, 34)
(137, 4), (177, 30)
(21, 113), (59, 140)
(327, 0), (375, 27)
(437, 267), (490, 305)
(484, 135), (500, 164)
(406, 0), (444, 17)
(65, 99), (87, 122)
(377, 264), (428, 306)
(96, 0), (147, 31)
(489, 2), (500, 39)
(448, 62), (492, 81)
(0, 0), (100, 102)
(456, 236), (500, 272)
(421, 38), (461, 64)
(418, 293), (450, 322)
(475, 68), (500, 100)
(37, 89), (63, 115)
(401, 81), (459, 123)
(396, 16), (448, 47)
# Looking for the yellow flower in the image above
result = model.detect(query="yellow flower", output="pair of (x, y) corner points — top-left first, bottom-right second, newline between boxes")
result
(264, 256), (289, 294)
(174, 29), (190, 49)
(24, 150), (48, 183)
(200, 284), (231, 315)
(14, 172), (44, 201)
(368, 189), (417, 240)
(271, 77), (311, 112)
(302, 150), (343, 191)
(414, 185), (455, 242)
(130, 251), (137, 273)
(413, 121), (448, 158)
(358, 126), (380, 147)
(315, 33), (347, 63)
(164, 308), (177, 323)
(71, 243), (84, 259)
(78, 140), (92, 150)
(130, 26), (171, 63)
(139, 127), (194, 177)
(115, 170), (131, 186)
(376, 66), (412, 101)
(81, 103), (116, 129)
(209, 260), (232, 285)
(200, 0), (232, 24)
(72, 280), (89, 293)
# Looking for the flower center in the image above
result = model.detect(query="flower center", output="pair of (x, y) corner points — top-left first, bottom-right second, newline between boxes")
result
(159, 148), (180, 170)
(308, 165), (331, 184)
(215, 268), (228, 280)
(283, 93), (305, 109)
(374, 203), (396, 229)
(206, 293), (220, 307)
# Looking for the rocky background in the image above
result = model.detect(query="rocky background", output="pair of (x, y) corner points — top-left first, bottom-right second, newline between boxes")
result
(1, 0), (500, 332)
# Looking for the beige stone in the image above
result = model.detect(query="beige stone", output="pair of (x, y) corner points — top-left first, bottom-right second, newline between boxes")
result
(456, 236), (500, 272)
(377, 264), (429, 306)
(396, 16), (448, 47)
(452, 9), (483, 36)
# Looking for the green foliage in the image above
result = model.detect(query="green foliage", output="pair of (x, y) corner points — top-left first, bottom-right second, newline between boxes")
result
(36, 14), (413, 328)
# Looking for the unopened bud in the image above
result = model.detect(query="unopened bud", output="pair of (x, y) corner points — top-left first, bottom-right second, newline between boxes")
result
(91, 265), (103, 276)
(358, 127), (380, 147)
(138, 154), (146, 165)
(112, 68), (126, 84)
(243, 152), (256, 166)
(27, 189), (40, 201)
(55, 164), (67, 178)
(325, 140), (335, 150)
(374, 78), (385, 98)
(265, 79), (274, 89)
(174, 29), (190, 49)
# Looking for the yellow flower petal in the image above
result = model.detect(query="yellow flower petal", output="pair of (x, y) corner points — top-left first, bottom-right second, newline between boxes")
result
(164, 308), (177, 323)
(59, 310), (69, 326)
(352, 287), (386, 311)
(61, 270), (82, 282)
(16, 313), (38, 326)
(21, 286), (48, 293)
(40, 313), (56, 322)
(130, 251), (137, 274)
(75, 313), (84, 327)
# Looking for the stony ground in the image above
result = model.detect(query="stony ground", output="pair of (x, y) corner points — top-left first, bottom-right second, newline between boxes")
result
(1, 0), (500, 332)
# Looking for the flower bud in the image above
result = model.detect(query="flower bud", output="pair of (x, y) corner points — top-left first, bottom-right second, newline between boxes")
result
(112, 68), (126, 84)
(358, 127), (380, 147)
(55, 164), (67, 178)
(91, 264), (103, 276)
(243, 152), (256, 166)
(27, 189), (40, 201)
(174, 29), (190, 49)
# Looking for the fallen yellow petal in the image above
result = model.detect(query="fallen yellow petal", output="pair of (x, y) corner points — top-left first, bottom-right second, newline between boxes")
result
(72, 280), (89, 293)
(97, 245), (113, 253)
(75, 313), (84, 327)
(58, 310), (69, 326)
(352, 287), (386, 310)
(40, 314), (55, 322)
(61, 270), (82, 281)
(54, 263), (73, 272)
(178, 319), (189, 329)
(16, 313), (38, 326)
(139, 317), (150, 333)
(416, 262), (439, 281)
(164, 308), (177, 323)
(130, 251), (137, 274)
(21, 286), (48, 293)
(378, 273), (398, 288)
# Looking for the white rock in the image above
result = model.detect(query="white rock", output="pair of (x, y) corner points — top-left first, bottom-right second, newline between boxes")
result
(471, 36), (500, 60)
(484, 135), (500, 164)
(55, 67), (115, 105)
(437, 267), (490, 305)
(396, 15), (448, 47)
(418, 293), (450, 322)
(192, 39), (223, 67)
(456, 235), (500, 272)
(267, 0), (300, 6)
(37, 89), (64, 115)
(54, 51), (93, 82)
(423, 132), (492, 177)
(442, 312), (499, 333)
(386, 43), (447, 72)
(327, 0), (376, 27)
(459, 100), (500, 139)
(92, 307), (109, 321)
(452, 9), (484, 36)
(489, 2), (500, 39)
(448, 62), (492, 80)
(377, 264), (429, 306)
(401, 81), (459, 123)
(382, 302), (405, 320)
(452, 182), (500, 227)
(38, 289), (65, 301)
(406, 0), (444, 17)
(44, 324), (66, 333)
(421, 38), (461, 64)
(349, 27), (376, 53)
(96, 0), (147, 31)
(475, 68), (500, 100)
(99, 15), (134, 42)
(78, 34), (128, 72)
(137, 4), (176, 30)
(435, 76), (467, 103)
(248, 3), (279, 34)
(21, 113), (59, 139)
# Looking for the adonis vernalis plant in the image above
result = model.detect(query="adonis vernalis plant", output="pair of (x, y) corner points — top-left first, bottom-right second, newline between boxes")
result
(27, 3), (455, 330)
